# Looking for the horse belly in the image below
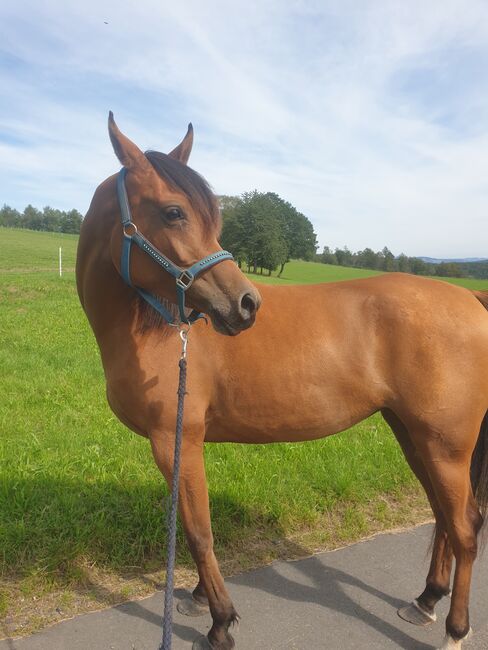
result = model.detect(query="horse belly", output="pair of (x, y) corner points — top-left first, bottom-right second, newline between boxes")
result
(205, 379), (378, 444)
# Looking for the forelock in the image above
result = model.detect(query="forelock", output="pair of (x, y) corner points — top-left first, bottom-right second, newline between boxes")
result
(145, 150), (220, 236)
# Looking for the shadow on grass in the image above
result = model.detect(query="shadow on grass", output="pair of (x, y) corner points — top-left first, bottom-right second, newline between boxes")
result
(2, 476), (275, 576)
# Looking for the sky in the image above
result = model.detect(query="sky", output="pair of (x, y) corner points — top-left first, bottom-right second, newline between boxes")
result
(1, 1), (488, 258)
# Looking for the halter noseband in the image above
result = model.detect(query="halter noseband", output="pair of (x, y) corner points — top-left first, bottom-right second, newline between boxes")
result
(116, 167), (234, 325)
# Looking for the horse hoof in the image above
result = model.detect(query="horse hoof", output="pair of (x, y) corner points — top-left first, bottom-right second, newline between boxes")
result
(177, 596), (210, 617)
(192, 635), (214, 649)
(437, 628), (473, 649)
(397, 599), (437, 626)
(192, 633), (235, 650)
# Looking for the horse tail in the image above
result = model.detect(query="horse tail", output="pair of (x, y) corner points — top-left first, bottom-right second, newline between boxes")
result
(471, 411), (488, 521)
(470, 292), (488, 528)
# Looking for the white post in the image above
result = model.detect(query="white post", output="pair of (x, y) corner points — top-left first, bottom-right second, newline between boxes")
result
(59, 247), (62, 277)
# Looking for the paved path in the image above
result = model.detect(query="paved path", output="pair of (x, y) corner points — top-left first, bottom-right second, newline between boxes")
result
(2, 524), (487, 649)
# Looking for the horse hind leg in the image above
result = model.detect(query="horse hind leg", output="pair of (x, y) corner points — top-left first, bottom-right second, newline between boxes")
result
(416, 525), (453, 619)
(399, 523), (453, 627)
(381, 410), (453, 625)
(397, 408), (485, 650)
(423, 453), (482, 649)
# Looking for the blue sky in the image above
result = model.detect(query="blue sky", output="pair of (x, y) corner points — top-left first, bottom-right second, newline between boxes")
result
(1, 1), (488, 257)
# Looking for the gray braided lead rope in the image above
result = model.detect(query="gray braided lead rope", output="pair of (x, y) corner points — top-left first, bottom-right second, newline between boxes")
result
(159, 351), (188, 650)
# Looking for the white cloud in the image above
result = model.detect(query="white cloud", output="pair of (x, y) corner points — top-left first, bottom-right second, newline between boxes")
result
(1, 0), (488, 256)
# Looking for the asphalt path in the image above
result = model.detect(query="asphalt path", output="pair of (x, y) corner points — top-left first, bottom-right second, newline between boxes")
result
(2, 523), (487, 649)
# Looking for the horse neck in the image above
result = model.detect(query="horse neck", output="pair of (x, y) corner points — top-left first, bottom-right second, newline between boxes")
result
(77, 177), (137, 346)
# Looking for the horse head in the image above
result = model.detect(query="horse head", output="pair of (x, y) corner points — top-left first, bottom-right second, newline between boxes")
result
(106, 113), (261, 335)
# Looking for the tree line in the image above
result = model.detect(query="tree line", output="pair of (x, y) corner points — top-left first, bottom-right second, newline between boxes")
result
(0, 204), (83, 234)
(2, 198), (486, 280)
(319, 245), (488, 279)
(219, 191), (317, 275)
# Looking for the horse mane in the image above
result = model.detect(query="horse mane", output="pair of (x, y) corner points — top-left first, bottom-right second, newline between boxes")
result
(132, 151), (221, 333)
(134, 295), (171, 334)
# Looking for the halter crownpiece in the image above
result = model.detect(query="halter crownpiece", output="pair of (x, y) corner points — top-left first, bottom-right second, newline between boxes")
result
(116, 167), (234, 325)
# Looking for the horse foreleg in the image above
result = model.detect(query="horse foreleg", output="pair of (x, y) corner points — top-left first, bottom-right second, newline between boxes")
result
(176, 577), (210, 617)
(382, 409), (452, 624)
(151, 434), (238, 650)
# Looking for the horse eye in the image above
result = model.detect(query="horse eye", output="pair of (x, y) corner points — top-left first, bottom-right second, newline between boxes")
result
(164, 207), (183, 222)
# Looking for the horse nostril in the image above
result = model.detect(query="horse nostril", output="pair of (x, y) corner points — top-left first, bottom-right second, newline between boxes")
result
(240, 292), (258, 320)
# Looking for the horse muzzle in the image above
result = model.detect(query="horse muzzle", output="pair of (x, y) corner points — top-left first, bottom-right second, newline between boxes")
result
(208, 288), (261, 336)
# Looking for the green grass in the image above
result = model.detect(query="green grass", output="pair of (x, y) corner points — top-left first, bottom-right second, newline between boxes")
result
(0, 228), (78, 272)
(0, 273), (419, 565)
(248, 260), (383, 285)
(7, 227), (485, 634)
(247, 258), (488, 290)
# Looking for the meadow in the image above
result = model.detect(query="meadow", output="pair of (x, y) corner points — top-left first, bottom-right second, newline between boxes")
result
(1, 227), (485, 636)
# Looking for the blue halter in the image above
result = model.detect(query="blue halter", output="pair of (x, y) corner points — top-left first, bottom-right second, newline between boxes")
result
(116, 167), (234, 325)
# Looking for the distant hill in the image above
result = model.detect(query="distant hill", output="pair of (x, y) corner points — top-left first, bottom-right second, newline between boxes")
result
(419, 257), (488, 264)
(416, 257), (488, 280)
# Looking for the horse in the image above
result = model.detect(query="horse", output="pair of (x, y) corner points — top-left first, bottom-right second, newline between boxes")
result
(76, 113), (488, 650)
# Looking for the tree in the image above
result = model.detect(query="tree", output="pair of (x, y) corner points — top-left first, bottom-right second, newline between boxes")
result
(334, 246), (353, 267)
(409, 257), (429, 276)
(219, 190), (317, 276)
(355, 247), (379, 270)
(436, 262), (464, 278)
(258, 215), (288, 275)
(60, 209), (83, 234)
(39, 206), (61, 231)
(397, 253), (411, 273)
(22, 205), (42, 230)
(315, 241), (483, 281)
(276, 199), (317, 275)
(381, 246), (395, 272)
(237, 191), (288, 274)
(220, 209), (246, 268)
(0, 203), (83, 233)
(321, 246), (337, 265)
(0, 204), (21, 227)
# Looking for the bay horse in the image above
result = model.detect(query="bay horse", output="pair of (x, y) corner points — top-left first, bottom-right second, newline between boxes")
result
(76, 114), (488, 650)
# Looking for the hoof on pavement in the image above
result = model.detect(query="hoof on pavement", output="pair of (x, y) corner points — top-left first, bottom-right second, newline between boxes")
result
(437, 628), (473, 649)
(192, 635), (214, 649)
(177, 596), (210, 617)
(397, 599), (436, 626)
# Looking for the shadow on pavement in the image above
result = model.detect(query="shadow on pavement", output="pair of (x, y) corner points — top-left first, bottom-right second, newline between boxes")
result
(231, 549), (434, 650)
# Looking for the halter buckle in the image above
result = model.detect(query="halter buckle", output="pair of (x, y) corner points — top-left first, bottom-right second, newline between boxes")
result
(123, 222), (138, 238)
(176, 271), (194, 290)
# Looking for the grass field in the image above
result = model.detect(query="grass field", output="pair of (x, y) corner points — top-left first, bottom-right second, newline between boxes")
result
(1, 227), (485, 637)
(0, 229), (78, 272)
(250, 258), (488, 289)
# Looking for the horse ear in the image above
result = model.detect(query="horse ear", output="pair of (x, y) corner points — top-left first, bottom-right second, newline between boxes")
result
(108, 111), (151, 171)
(168, 123), (193, 165)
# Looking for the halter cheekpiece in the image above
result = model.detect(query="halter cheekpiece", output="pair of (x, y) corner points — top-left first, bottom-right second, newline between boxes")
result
(116, 167), (234, 325)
